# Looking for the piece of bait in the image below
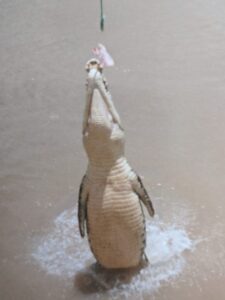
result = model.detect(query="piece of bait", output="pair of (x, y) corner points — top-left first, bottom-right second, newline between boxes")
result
(92, 44), (115, 67)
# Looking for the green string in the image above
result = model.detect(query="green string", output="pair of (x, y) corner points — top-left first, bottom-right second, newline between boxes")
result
(100, 0), (104, 31)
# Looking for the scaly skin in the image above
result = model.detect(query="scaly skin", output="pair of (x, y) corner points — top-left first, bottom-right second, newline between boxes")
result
(78, 59), (155, 269)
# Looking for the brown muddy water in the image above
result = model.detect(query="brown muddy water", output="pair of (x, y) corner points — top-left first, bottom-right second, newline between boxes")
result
(1, 1), (225, 299)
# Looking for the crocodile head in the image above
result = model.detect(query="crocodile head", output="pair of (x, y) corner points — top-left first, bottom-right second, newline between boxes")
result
(83, 59), (125, 165)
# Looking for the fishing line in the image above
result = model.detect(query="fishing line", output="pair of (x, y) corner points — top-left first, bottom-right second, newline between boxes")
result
(100, 0), (104, 31)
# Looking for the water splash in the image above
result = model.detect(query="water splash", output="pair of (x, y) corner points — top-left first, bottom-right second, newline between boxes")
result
(31, 207), (194, 298)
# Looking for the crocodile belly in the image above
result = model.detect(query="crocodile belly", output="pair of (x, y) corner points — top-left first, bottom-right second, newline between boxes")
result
(87, 186), (145, 269)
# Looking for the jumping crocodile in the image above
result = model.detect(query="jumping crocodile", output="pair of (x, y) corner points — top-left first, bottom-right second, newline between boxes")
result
(78, 59), (155, 269)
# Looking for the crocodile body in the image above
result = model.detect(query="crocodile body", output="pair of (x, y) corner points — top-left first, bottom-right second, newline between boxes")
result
(78, 59), (155, 269)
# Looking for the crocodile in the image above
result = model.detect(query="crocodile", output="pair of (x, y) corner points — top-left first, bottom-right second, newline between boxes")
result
(78, 59), (155, 269)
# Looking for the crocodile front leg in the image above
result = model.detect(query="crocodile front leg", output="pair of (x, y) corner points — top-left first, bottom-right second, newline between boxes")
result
(130, 171), (155, 217)
(78, 175), (89, 237)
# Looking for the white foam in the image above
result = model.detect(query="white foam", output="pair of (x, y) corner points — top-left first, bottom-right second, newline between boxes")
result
(31, 207), (194, 298)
